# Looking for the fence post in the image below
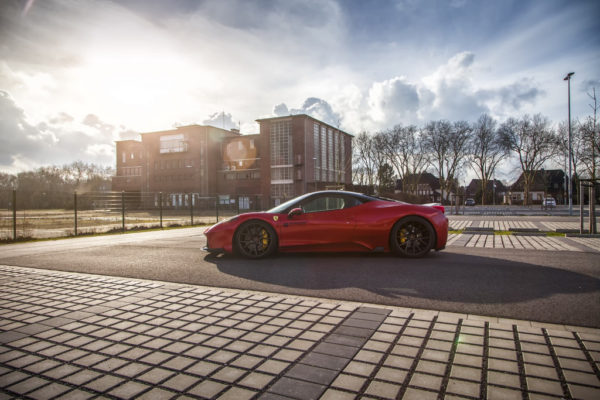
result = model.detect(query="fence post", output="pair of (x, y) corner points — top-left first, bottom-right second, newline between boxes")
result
(159, 192), (163, 229)
(190, 193), (194, 226)
(121, 191), (125, 232)
(74, 191), (78, 236)
(12, 189), (16, 240)
(580, 181), (585, 234)
(593, 185), (597, 234)
(216, 196), (219, 223)
(590, 185), (596, 234)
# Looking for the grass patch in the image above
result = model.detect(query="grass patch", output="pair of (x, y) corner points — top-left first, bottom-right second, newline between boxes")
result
(0, 223), (211, 245)
(494, 231), (512, 235)
(448, 230), (463, 234)
(546, 231), (565, 237)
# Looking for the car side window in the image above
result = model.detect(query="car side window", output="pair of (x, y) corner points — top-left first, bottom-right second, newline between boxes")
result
(342, 196), (363, 209)
(302, 196), (345, 213)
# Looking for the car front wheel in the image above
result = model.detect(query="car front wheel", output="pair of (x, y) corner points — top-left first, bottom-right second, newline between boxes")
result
(390, 216), (435, 258)
(234, 221), (277, 259)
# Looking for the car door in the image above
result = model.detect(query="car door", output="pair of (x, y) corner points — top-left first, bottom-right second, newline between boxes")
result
(279, 194), (357, 249)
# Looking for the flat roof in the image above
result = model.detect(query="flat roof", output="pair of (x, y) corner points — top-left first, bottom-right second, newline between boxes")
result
(255, 114), (353, 137)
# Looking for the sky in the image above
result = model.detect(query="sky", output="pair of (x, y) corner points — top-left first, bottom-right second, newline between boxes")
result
(1, 0), (599, 183)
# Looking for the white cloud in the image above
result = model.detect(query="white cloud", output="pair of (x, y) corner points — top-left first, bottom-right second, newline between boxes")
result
(367, 77), (419, 125)
(274, 98), (341, 127)
(202, 111), (238, 130)
(0, 90), (122, 172)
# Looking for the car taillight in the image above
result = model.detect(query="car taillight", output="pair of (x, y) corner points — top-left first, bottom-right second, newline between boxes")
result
(433, 205), (445, 214)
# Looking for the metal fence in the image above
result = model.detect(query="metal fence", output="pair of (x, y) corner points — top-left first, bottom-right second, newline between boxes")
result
(1, 190), (265, 241)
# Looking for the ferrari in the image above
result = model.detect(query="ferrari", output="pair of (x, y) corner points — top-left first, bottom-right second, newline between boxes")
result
(203, 190), (448, 259)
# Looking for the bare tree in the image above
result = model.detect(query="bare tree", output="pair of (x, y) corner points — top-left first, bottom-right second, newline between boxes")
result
(381, 125), (429, 194)
(582, 87), (599, 179)
(353, 131), (377, 188)
(469, 114), (507, 205)
(423, 120), (471, 203)
(579, 116), (599, 179)
(499, 114), (559, 205)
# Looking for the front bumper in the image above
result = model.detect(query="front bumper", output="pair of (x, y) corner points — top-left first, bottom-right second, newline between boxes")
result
(203, 246), (225, 254)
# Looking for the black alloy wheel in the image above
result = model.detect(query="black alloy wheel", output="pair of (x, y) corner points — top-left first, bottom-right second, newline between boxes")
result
(234, 221), (277, 259)
(390, 216), (435, 258)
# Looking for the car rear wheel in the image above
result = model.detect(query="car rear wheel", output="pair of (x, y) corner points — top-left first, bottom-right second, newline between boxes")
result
(390, 216), (435, 258)
(234, 221), (277, 259)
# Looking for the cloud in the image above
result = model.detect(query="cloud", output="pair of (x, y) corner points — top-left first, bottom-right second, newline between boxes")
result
(477, 80), (544, 113)
(273, 103), (289, 116)
(0, 90), (126, 172)
(581, 79), (600, 93)
(273, 97), (341, 127)
(367, 77), (419, 124)
(202, 111), (238, 130)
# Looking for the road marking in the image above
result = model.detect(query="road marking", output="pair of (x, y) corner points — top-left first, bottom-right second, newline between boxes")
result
(541, 222), (581, 231)
(568, 237), (600, 252)
(447, 234), (589, 252)
(448, 220), (472, 230)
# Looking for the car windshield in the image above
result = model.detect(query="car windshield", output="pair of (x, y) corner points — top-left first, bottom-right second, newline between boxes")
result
(266, 192), (314, 214)
(266, 191), (384, 214)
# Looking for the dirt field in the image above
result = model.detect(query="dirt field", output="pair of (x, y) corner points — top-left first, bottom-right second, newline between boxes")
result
(0, 208), (238, 239)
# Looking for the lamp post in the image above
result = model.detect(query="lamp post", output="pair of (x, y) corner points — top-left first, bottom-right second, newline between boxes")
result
(564, 72), (574, 216)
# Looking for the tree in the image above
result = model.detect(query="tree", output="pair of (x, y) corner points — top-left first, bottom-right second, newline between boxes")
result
(581, 87), (599, 179)
(353, 131), (377, 188)
(469, 114), (507, 205)
(423, 120), (471, 203)
(381, 125), (429, 195)
(499, 114), (559, 205)
(377, 163), (395, 193)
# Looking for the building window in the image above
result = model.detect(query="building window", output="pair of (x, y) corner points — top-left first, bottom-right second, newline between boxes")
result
(340, 135), (345, 181)
(160, 134), (188, 153)
(122, 152), (126, 163)
(270, 120), (292, 165)
(320, 126), (326, 181)
(271, 183), (293, 199)
(314, 123), (320, 181)
(328, 128), (334, 181)
(271, 120), (293, 190)
(271, 167), (292, 181)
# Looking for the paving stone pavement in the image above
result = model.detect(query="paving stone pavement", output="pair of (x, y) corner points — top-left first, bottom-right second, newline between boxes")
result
(446, 218), (599, 233)
(446, 234), (600, 252)
(1, 265), (599, 400)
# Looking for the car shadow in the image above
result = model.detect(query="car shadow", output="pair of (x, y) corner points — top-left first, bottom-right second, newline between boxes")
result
(207, 250), (600, 326)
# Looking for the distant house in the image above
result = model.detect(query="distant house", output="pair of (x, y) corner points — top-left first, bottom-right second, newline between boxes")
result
(465, 179), (507, 204)
(396, 172), (456, 203)
(506, 169), (565, 205)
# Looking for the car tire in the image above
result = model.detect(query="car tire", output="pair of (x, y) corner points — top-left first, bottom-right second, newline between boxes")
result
(234, 220), (278, 259)
(390, 216), (435, 258)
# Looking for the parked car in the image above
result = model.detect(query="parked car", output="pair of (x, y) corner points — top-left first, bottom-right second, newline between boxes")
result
(464, 198), (476, 206)
(204, 190), (448, 259)
(542, 197), (556, 210)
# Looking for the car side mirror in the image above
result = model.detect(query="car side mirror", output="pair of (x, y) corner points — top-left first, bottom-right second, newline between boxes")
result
(288, 208), (303, 219)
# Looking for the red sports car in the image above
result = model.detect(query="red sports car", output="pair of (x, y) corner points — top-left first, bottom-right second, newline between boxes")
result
(204, 191), (448, 259)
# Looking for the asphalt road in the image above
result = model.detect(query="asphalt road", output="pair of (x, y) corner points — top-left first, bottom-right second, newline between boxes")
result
(1, 227), (599, 328)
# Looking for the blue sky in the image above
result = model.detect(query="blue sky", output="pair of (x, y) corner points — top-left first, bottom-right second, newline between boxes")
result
(0, 0), (599, 181)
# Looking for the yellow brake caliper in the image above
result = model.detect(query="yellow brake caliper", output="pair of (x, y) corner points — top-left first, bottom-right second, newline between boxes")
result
(400, 229), (407, 244)
(261, 229), (268, 249)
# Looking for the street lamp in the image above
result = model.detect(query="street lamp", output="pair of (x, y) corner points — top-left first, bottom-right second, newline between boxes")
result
(564, 72), (574, 216)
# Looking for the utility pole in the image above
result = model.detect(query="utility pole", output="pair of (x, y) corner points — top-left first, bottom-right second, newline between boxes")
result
(564, 72), (574, 215)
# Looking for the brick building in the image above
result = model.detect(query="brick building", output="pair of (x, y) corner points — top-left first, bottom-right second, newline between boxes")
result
(112, 114), (353, 209)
